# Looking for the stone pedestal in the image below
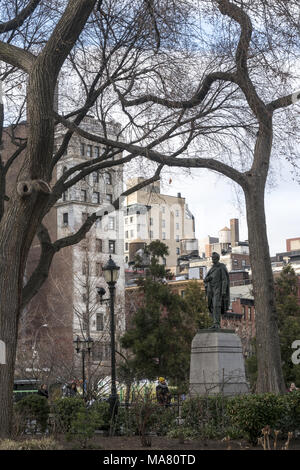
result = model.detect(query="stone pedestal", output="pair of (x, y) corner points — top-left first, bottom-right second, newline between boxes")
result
(189, 329), (249, 396)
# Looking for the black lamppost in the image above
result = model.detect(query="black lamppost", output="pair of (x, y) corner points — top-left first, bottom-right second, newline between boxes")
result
(74, 335), (94, 399)
(97, 255), (120, 420)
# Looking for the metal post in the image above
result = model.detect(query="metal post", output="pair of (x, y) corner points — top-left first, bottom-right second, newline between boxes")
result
(82, 349), (86, 400)
(108, 283), (118, 421)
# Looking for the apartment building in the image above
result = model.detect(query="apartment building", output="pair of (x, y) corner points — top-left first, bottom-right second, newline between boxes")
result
(3, 117), (125, 378)
(123, 178), (197, 270)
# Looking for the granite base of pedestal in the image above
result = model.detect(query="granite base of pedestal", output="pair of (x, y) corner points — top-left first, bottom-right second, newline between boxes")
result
(189, 329), (249, 396)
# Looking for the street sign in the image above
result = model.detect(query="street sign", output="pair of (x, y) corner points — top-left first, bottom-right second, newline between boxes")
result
(0, 340), (6, 364)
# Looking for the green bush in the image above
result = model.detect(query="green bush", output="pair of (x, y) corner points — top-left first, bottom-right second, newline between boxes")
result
(152, 406), (178, 436)
(181, 395), (230, 434)
(52, 398), (85, 433)
(226, 394), (285, 445)
(15, 394), (50, 434)
(167, 426), (199, 440)
(67, 408), (105, 449)
(0, 437), (60, 450)
(116, 398), (178, 438)
(276, 391), (300, 436)
(116, 406), (138, 436)
(89, 401), (110, 430)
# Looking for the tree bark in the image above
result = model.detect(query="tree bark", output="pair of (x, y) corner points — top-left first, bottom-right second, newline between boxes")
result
(244, 174), (286, 393)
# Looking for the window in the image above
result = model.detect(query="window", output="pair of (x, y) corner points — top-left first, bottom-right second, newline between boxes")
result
(242, 259), (246, 267)
(181, 290), (185, 298)
(92, 343), (111, 362)
(62, 191), (67, 201)
(105, 172), (112, 185)
(95, 262), (102, 276)
(125, 231), (128, 239)
(233, 259), (238, 266)
(176, 247), (180, 255)
(80, 143), (85, 156)
(109, 240), (116, 254)
(176, 210), (179, 217)
(162, 232), (166, 240)
(125, 256), (129, 263)
(162, 206), (165, 214)
(87, 145), (92, 158)
(108, 217), (115, 230)
(242, 305), (246, 320)
(150, 230), (153, 239)
(176, 223), (179, 230)
(130, 217), (133, 223)
(125, 242), (129, 251)
(162, 220), (166, 228)
(81, 189), (87, 202)
(63, 212), (68, 225)
(93, 171), (99, 183)
(150, 217), (153, 225)
(96, 313), (104, 331)
(96, 238), (102, 252)
(105, 193), (112, 203)
(92, 192), (100, 204)
(94, 146), (100, 158)
(125, 218), (128, 225)
(82, 212), (88, 223)
(176, 234), (180, 242)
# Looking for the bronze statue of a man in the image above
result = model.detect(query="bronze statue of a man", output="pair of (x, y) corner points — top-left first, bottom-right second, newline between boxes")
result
(204, 252), (230, 329)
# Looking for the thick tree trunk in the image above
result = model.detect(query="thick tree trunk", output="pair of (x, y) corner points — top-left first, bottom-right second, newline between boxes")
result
(0, 189), (49, 437)
(244, 176), (286, 393)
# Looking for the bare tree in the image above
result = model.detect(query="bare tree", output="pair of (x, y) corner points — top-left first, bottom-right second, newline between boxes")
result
(0, 0), (300, 437)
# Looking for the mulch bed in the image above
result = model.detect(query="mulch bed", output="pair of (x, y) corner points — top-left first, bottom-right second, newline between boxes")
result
(55, 435), (300, 450)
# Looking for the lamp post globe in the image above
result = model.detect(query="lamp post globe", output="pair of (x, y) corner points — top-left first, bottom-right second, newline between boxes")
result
(103, 255), (120, 285)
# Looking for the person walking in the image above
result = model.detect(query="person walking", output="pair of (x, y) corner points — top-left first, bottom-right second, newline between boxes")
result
(37, 383), (49, 399)
(156, 377), (171, 406)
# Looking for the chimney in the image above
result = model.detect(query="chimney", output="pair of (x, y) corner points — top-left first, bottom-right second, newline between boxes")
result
(177, 192), (181, 198)
(230, 218), (239, 247)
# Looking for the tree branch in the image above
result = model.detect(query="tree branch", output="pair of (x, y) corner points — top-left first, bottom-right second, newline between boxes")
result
(0, 0), (41, 34)
(55, 112), (245, 185)
(267, 91), (300, 112)
(115, 71), (236, 109)
(0, 40), (35, 72)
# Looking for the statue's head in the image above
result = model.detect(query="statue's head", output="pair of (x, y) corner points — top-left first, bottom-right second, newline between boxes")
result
(212, 252), (220, 264)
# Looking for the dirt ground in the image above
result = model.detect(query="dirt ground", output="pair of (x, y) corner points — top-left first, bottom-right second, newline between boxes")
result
(58, 435), (300, 450)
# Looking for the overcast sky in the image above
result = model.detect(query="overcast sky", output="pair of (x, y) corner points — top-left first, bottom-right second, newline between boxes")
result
(160, 165), (300, 257)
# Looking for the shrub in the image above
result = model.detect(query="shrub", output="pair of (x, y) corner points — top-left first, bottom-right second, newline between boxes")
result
(116, 406), (138, 436)
(181, 395), (230, 436)
(67, 408), (105, 449)
(0, 437), (60, 450)
(276, 391), (300, 436)
(88, 401), (110, 430)
(14, 394), (50, 434)
(167, 426), (199, 440)
(226, 394), (285, 445)
(52, 397), (85, 433)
